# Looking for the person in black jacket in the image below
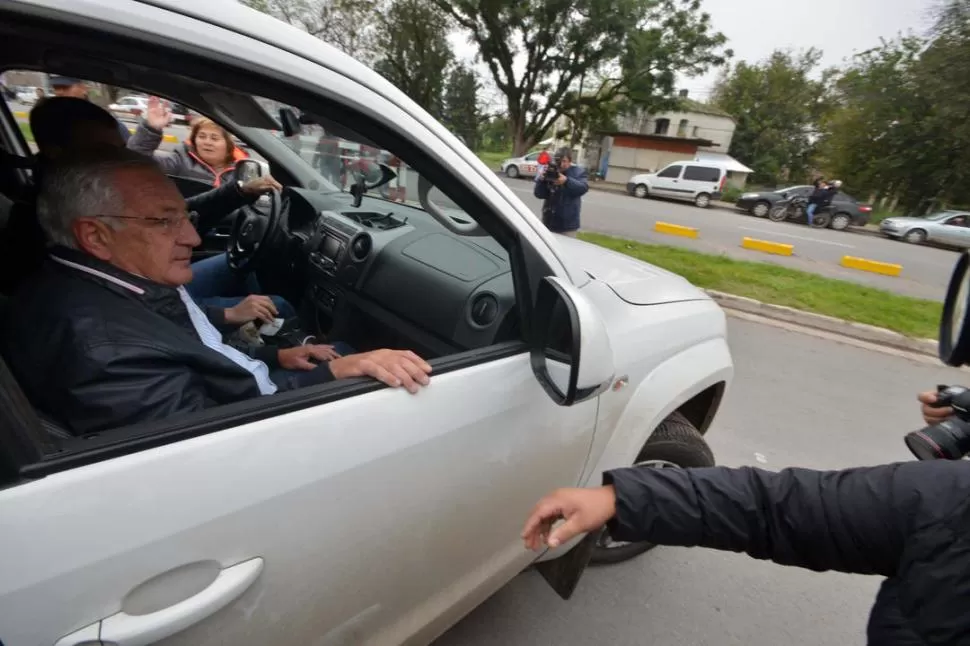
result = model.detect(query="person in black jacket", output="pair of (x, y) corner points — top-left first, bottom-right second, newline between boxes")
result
(3, 148), (431, 435)
(523, 451), (970, 643)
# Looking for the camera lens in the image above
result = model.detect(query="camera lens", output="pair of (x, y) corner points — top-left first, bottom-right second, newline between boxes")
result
(904, 418), (970, 460)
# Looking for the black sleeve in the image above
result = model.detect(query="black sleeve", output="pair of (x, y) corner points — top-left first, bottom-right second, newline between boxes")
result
(186, 182), (254, 237)
(67, 341), (211, 434)
(602, 461), (970, 577)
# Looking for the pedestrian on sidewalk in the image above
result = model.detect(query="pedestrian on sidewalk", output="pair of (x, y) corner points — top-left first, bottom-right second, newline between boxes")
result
(533, 147), (588, 237)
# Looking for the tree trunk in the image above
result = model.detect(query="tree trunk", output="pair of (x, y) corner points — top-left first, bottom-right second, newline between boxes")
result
(510, 114), (535, 157)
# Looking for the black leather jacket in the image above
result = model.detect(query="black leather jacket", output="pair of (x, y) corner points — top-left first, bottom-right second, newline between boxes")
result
(1, 247), (324, 436)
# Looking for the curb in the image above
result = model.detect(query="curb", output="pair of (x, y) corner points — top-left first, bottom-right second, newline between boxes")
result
(706, 289), (938, 358)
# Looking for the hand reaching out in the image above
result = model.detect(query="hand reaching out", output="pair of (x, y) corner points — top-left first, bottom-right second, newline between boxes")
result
(145, 96), (173, 131)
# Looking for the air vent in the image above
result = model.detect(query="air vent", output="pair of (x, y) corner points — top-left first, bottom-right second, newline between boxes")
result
(469, 293), (499, 327)
(349, 234), (372, 262)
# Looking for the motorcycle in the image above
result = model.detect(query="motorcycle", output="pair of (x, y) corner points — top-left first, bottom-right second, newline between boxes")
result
(768, 195), (831, 229)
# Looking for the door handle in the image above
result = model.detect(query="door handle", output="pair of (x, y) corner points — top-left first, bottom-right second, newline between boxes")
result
(54, 557), (263, 646)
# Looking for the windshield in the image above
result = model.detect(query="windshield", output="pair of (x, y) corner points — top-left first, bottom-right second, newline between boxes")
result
(232, 96), (470, 224)
(924, 210), (965, 221)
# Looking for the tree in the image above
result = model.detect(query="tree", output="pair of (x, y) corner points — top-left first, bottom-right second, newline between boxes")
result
(478, 114), (513, 152)
(373, 0), (453, 118)
(240, 0), (381, 62)
(443, 64), (481, 149)
(711, 49), (835, 186)
(431, 0), (730, 156)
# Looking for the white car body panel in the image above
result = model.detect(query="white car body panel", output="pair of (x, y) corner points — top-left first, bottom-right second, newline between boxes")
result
(0, 1), (735, 644)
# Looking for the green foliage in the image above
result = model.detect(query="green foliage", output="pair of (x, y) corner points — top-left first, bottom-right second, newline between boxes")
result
(430, 0), (730, 155)
(711, 49), (834, 186)
(478, 115), (513, 153)
(373, 0), (453, 118)
(720, 185), (742, 203)
(442, 64), (480, 149)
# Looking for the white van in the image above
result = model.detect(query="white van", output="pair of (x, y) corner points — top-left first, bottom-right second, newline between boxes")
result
(627, 161), (727, 208)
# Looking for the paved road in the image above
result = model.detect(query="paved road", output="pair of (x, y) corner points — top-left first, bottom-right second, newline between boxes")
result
(498, 176), (957, 302)
(434, 315), (966, 646)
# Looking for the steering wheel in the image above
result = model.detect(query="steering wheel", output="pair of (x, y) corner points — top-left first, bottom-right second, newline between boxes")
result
(227, 189), (283, 272)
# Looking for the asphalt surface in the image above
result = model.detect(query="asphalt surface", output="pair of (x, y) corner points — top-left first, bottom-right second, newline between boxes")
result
(434, 315), (967, 646)
(497, 176), (957, 302)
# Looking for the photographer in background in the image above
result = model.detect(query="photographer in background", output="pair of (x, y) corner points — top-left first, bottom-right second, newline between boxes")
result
(521, 388), (970, 644)
(533, 147), (588, 237)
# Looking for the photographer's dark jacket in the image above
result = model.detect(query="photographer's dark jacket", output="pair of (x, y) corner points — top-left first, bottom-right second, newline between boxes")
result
(603, 461), (970, 645)
(533, 165), (589, 233)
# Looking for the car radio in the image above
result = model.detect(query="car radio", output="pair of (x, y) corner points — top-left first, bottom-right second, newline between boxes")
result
(307, 212), (374, 314)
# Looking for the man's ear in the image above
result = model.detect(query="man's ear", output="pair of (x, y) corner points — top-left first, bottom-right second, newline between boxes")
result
(72, 218), (114, 261)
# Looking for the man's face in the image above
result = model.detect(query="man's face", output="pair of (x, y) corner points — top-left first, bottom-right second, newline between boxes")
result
(557, 156), (571, 170)
(52, 83), (88, 99)
(74, 166), (202, 286)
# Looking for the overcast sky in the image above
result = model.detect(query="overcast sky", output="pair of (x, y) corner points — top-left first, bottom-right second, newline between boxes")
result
(451, 0), (939, 110)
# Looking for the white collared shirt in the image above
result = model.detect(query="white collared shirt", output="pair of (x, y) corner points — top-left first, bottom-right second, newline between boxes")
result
(176, 287), (278, 396)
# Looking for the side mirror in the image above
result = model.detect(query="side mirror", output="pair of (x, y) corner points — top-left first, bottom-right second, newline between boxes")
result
(236, 159), (263, 184)
(940, 250), (970, 366)
(278, 107), (302, 138)
(530, 276), (614, 405)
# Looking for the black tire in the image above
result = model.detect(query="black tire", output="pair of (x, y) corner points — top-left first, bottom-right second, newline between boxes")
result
(768, 205), (789, 222)
(505, 165), (520, 179)
(810, 212), (831, 229)
(830, 213), (851, 231)
(633, 183), (649, 198)
(590, 412), (715, 565)
(751, 201), (770, 217)
(905, 228), (927, 244)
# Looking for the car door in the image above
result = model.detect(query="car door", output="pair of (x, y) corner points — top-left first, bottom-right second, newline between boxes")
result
(935, 214), (970, 246)
(0, 10), (601, 644)
(651, 163), (683, 197)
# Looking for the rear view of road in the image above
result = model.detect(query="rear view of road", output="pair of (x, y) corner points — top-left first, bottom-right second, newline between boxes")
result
(435, 315), (967, 646)
(499, 176), (956, 302)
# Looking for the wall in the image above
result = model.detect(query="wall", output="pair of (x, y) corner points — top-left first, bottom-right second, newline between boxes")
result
(606, 141), (699, 181)
(617, 110), (736, 152)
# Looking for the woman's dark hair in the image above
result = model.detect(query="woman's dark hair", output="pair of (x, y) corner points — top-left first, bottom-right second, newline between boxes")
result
(29, 97), (120, 153)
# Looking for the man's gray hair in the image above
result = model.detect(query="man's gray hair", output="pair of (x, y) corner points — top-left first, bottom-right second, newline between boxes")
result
(36, 147), (164, 249)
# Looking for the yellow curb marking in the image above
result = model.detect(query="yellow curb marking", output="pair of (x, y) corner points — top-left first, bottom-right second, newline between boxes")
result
(741, 237), (794, 256)
(840, 255), (902, 277)
(654, 221), (699, 239)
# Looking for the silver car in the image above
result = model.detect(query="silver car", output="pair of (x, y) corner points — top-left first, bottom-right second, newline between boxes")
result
(880, 210), (970, 246)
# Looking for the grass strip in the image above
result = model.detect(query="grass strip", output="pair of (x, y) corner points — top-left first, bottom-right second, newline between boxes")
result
(579, 232), (942, 339)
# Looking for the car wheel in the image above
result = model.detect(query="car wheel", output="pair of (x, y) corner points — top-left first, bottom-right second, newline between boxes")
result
(505, 165), (520, 179)
(694, 193), (712, 208)
(633, 183), (649, 199)
(829, 213), (852, 231)
(752, 201), (770, 217)
(590, 412), (715, 566)
(905, 228), (927, 244)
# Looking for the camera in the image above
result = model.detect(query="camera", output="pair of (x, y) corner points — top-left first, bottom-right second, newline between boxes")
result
(543, 157), (561, 182)
(905, 385), (970, 460)
(904, 250), (970, 459)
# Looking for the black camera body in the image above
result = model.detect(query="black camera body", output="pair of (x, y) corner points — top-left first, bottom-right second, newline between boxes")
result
(543, 158), (561, 182)
(905, 385), (970, 460)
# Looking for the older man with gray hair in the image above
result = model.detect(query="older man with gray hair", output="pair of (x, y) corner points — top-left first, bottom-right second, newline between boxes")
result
(3, 147), (431, 435)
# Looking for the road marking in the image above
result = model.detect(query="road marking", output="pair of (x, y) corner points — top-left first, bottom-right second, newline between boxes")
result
(741, 237), (794, 256)
(738, 226), (855, 248)
(840, 255), (903, 277)
(654, 221), (698, 239)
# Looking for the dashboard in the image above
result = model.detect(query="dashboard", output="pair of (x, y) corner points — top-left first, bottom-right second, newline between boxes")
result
(281, 188), (518, 356)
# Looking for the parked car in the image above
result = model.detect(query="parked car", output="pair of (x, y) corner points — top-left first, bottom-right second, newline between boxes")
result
(108, 94), (150, 120)
(500, 151), (543, 178)
(0, 1), (734, 645)
(880, 210), (970, 246)
(736, 185), (873, 230)
(626, 161), (727, 208)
